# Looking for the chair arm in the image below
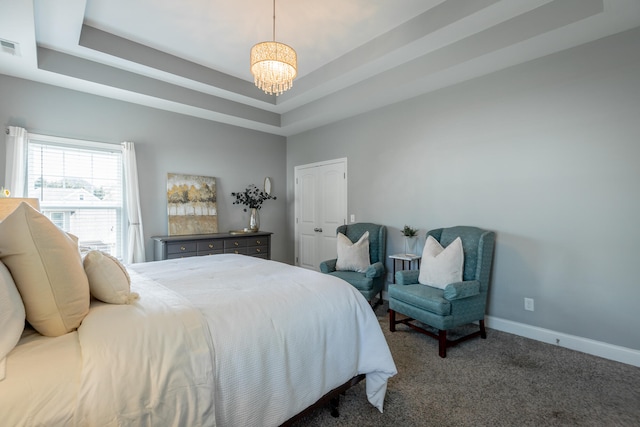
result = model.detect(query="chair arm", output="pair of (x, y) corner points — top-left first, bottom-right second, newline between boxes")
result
(395, 270), (420, 285)
(319, 258), (337, 273)
(444, 280), (480, 300)
(365, 261), (384, 278)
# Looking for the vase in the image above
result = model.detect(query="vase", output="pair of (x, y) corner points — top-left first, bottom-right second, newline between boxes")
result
(248, 208), (260, 231)
(404, 236), (417, 255)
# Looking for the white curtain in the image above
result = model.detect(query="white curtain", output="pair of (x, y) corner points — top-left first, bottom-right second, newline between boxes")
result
(122, 141), (145, 263)
(4, 126), (28, 197)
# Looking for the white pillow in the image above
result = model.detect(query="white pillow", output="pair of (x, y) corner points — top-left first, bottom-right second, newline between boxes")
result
(0, 202), (90, 337)
(336, 231), (371, 273)
(418, 235), (464, 289)
(83, 250), (139, 304)
(0, 261), (25, 381)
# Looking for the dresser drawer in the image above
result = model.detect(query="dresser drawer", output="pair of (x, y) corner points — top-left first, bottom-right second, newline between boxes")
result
(246, 245), (268, 257)
(247, 236), (269, 247)
(167, 252), (196, 259)
(167, 242), (197, 255)
(224, 238), (247, 249)
(224, 247), (247, 255)
(197, 250), (224, 256)
(197, 239), (224, 252)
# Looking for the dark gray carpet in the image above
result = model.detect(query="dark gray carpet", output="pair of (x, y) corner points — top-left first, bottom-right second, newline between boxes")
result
(293, 303), (640, 426)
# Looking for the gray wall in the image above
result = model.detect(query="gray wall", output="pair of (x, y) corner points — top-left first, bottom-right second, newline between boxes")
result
(286, 27), (640, 350)
(0, 75), (288, 262)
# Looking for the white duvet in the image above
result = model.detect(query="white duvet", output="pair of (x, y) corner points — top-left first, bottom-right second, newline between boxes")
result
(1, 255), (397, 426)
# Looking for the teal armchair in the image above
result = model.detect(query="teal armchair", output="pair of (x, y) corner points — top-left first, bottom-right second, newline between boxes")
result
(320, 223), (387, 307)
(389, 226), (495, 357)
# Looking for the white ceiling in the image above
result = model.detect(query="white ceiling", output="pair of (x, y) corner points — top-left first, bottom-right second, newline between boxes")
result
(1, 0), (639, 136)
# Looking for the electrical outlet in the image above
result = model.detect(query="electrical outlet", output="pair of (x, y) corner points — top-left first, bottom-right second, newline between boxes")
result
(524, 298), (534, 311)
(350, 214), (355, 223)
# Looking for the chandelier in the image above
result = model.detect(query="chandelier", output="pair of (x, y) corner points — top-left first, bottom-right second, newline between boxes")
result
(250, 0), (297, 96)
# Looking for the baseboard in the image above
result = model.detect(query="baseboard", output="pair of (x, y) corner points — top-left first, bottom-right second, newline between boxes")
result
(486, 316), (640, 368)
(381, 293), (639, 367)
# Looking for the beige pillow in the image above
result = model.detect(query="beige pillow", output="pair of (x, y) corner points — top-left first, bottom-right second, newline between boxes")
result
(418, 235), (464, 289)
(0, 261), (25, 381)
(0, 202), (90, 337)
(336, 231), (371, 273)
(84, 250), (139, 304)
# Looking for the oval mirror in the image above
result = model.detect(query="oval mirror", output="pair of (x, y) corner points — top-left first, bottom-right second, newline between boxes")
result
(264, 177), (272, 195)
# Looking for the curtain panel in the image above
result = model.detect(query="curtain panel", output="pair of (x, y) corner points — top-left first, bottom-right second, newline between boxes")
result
(4, 126), (28, 197)
(122, 142), (145, 263)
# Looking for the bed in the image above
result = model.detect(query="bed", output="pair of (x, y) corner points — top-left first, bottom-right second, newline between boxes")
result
(0, 254), (397, 426)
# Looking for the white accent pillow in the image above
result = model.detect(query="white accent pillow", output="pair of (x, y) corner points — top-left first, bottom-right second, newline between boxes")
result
(418, 235), (464, 289)
(84, 250), (139, 304)
(0, 202), (90, 337)
(336, 231), (371, 273)
(0, 261), (25, 381)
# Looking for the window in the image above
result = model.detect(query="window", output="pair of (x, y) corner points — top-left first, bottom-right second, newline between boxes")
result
(25, 134), (125, 259)
(47, 211), (66, 229)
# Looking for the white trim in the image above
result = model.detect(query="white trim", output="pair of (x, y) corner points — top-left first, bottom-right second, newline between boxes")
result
(294, 157), (348, 170)
(294, 157), (348, 269)
(486, 316), (640, 367)
(25, 133), (127, 260)
(28, 133), (119, 152)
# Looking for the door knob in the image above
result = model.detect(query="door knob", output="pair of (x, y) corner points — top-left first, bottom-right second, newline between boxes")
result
(314, 227), (323, 232)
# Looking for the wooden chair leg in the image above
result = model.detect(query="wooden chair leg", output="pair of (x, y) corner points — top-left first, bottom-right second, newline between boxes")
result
(479, 319), (487, 339)
(438, 330), (447, 358)
(389, 309), (396, 332)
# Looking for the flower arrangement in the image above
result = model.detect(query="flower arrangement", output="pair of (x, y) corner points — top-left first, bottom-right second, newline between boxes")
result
(0, 187), (10, 198)
(231, 184), (276, 211)
(401, 225), (418, 237)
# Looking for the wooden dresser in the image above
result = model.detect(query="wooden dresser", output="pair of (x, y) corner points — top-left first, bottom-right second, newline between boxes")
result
(152, 232), (272, 261)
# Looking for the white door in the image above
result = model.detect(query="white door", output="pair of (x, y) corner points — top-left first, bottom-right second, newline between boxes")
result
(295, 158), (347, 270)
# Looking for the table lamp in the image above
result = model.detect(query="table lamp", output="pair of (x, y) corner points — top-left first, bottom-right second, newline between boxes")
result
(0, 198), (41, 220)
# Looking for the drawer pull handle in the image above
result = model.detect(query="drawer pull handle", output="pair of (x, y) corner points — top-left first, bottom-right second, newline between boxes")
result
(234, 241), (239, 246)
(208, 244), (214, 248)
(180, 246), (186, 251)
(234, 250), (239, 254)
(256, 240), (261, 245)
(256, 248), (261, 253)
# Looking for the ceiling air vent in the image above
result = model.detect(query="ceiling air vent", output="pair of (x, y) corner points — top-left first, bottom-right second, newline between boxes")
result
(0, 39), (19, 56)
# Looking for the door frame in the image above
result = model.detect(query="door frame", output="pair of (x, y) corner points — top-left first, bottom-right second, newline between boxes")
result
(294, 157), (348, 268)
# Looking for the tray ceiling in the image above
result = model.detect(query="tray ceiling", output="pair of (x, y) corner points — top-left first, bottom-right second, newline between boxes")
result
(1, 0), (639, 136)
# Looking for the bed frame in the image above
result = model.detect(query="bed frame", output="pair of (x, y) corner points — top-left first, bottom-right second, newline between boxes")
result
(280, 374), (366, 426)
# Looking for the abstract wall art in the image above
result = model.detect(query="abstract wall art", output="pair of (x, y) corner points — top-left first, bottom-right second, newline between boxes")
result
(167, 173), (218, 235)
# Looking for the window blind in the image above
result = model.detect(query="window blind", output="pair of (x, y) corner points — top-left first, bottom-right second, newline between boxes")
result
(26, 137), (124, 259)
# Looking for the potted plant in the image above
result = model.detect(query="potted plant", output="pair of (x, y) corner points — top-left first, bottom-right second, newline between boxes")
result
(401, 225), (418, 255)
(231, 184), (276, 231)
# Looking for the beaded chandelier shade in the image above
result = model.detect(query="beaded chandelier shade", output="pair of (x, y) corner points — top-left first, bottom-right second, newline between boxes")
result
(250, 0), (297, 96)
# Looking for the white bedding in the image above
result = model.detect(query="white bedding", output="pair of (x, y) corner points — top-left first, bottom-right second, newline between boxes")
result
(0, 329), (81, 426)
(1, 254), (397, 426)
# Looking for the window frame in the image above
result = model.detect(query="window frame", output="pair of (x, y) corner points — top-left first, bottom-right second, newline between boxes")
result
(24, 133), (127, 260)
